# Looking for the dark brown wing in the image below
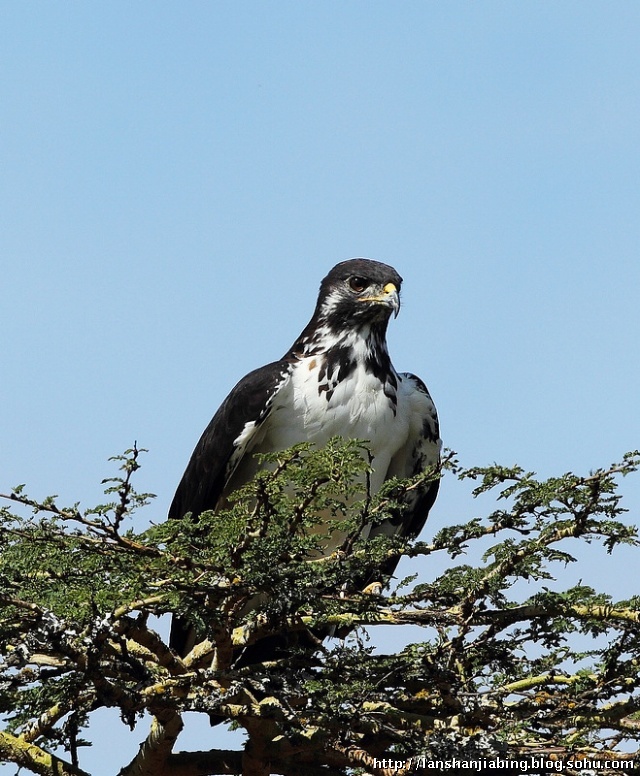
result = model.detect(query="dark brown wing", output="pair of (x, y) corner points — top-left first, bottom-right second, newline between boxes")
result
(369, 372), (441, 578)
(169, 360), (292, 521)
(169, 359), (292, 655)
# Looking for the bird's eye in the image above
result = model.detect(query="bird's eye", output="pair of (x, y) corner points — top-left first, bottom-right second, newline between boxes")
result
(348, 276), (368, 293)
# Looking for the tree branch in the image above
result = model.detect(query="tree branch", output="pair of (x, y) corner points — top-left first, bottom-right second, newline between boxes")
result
(0, 731), (90, 776)
(118, 710), (183, 776)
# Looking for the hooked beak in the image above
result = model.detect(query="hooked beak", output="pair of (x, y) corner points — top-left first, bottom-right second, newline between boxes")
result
(358, 282), (401, 318)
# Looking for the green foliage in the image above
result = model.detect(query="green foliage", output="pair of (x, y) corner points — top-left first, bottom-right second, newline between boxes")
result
(0, 443), (638, 776)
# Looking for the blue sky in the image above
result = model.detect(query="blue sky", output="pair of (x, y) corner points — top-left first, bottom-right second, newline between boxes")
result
(1, 2), (639, 772)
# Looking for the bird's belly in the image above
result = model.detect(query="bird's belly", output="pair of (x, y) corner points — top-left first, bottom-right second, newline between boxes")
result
(259, 363), (408, 493)
(225, 362), (418, 561)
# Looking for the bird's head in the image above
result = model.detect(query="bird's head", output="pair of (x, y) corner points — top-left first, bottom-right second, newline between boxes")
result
(315, 258), (403, 331)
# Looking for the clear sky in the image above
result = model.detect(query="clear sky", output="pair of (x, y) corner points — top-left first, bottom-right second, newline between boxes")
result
(1, 2), (639, 772)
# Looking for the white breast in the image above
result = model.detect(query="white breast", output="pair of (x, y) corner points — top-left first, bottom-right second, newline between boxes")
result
(261, 355), (409, 493)
(222, 352), (439, 554)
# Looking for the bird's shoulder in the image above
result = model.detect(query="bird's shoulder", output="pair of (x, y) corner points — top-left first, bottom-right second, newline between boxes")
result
(168, 359), (294, 520)
(398, 371), (440, 445)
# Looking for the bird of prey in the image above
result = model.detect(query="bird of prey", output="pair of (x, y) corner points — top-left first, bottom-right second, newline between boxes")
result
(169, 258), (441, 657)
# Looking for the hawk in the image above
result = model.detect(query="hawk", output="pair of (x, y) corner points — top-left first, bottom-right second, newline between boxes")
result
(169, 258), (441, 656)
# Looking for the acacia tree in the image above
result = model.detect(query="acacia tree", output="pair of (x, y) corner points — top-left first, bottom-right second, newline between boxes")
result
(1, 441), (639, 776)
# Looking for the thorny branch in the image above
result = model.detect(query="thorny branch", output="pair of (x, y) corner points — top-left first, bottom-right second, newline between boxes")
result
(0, 445), (638, 776)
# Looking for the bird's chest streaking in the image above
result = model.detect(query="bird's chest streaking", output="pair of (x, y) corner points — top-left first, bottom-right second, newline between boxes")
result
(257, 346), (409, 494)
